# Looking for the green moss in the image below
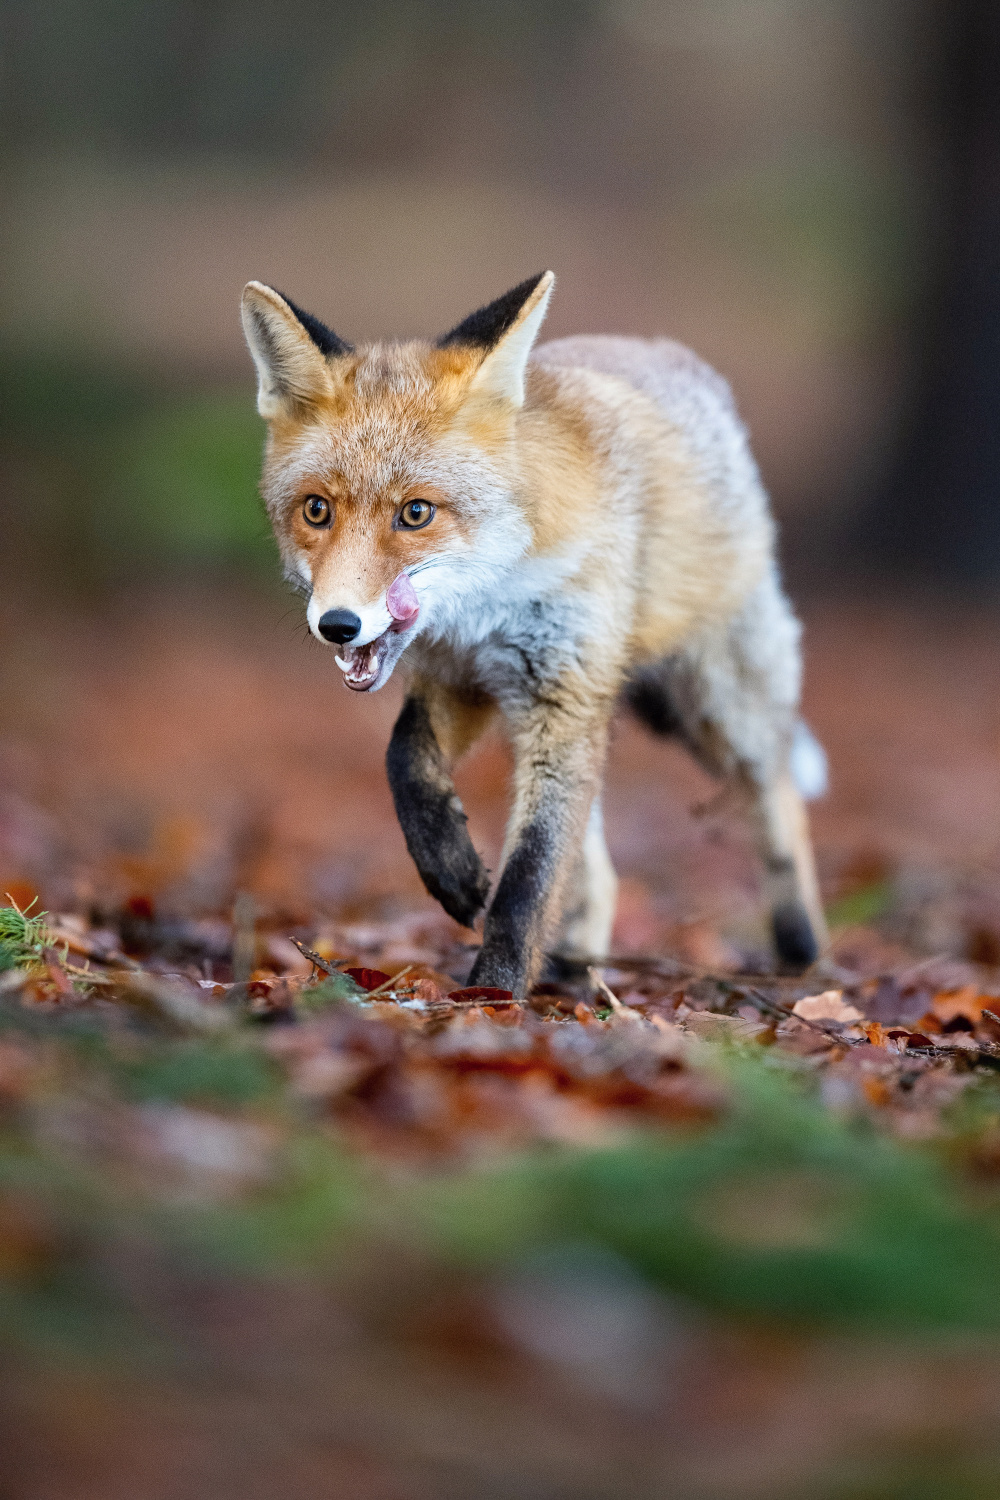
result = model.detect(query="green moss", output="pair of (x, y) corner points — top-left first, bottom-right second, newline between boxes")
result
(103, 393), (275, 566)
(117, 1038), (281, 1107)
(421, 1049), (1000, 1331)
(299, 972), (369, 1009)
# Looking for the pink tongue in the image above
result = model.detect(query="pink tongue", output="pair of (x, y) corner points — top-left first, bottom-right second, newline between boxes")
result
(386, 572), (419, 631)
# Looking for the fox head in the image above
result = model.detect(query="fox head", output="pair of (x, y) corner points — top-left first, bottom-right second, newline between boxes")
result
(241, 272), (554, 692)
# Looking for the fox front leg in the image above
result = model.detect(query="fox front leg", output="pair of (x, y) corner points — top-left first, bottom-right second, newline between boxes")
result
(468, 698), (610, 996)
(385, 686), (493, 928)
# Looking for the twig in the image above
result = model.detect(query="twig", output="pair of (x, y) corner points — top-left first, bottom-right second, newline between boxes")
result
(365, 964), (415, 998)
(289, 937), (351, 976)
(745, 988), (862, 1047)
(63, 961), (116, 984)
(983, 1009), (1000, 1027)
(601, 953), (825, 988)
(588, 967), (624, 1012)
(893, 953), (950, 986)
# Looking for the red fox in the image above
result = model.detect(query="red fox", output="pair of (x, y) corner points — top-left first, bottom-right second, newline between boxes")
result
(242, 272), (828, 994)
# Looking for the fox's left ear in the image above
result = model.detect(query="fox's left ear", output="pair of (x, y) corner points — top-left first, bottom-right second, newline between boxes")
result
(438, 271), (554, 408)
(241, 282), (353, 419)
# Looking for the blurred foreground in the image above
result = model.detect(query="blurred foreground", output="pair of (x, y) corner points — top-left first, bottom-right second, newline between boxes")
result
(0, 589), (1000, 1498)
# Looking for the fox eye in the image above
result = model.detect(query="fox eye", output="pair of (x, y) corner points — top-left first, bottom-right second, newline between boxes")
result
(398, 499), (435, 530)
(303, 495), (331, 527)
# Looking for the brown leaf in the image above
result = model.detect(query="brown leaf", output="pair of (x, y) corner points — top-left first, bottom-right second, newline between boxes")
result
(447, 987), (516, 1006)
(345, 968), (392, 992)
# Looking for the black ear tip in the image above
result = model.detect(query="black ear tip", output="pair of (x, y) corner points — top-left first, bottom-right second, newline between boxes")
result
(437, 272), (550, 351)
(275, 291), (354, 358)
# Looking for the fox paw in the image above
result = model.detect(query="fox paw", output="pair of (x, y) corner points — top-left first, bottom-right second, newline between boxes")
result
(422, 855), (491, 931)
(771, 900), (819, 971)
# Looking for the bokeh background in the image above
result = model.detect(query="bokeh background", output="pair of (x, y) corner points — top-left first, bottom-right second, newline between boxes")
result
(4, 0), (1000, 591)
(5, 0), (1000, 949)
(5, 8), (1000, 1496)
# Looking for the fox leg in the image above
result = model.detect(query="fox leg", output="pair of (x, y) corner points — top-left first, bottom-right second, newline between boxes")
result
(749, 765), (828, 967)
(626, 569), (826, 970)
(468, 695), (611, 996)
(385, 677), (494, 928)
(552, 796), (618, 964)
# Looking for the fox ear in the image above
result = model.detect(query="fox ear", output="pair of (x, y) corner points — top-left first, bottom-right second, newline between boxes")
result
(241, 282), (353, 419)
(438, 272), (554, 408)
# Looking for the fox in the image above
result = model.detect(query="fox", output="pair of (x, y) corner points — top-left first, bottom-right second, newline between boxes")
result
(241, 271), (828, 996)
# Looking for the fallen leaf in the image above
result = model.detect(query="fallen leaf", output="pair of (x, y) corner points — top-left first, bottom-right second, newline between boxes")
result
(344, 968), (392, 992)
(447, 987), (516, 1006)
(792, 991), (863, 1024)
(932, 987), (987, 1026)
(684, 1012), (770, 1042)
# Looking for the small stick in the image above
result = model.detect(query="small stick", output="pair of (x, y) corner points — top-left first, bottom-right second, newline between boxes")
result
(365, 964), (415, 998)
(588, 967), (624, 1012)
(983, 1009), (1000, 1027)
(63, 962), (116, 984)
(893, 953), (950, 985)
(745, 988), (862, 1047)
(288, 937), (351, 976)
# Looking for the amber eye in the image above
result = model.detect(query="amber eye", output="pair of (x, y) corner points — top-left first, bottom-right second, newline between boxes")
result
(302, 495), (331, 527)
(397, 499), (436, 530)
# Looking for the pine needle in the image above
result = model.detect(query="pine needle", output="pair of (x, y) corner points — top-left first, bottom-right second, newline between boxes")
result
(0, 896), (53, 972)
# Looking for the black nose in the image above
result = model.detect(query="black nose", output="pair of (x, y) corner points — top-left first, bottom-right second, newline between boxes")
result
(318, 609), (362, 644)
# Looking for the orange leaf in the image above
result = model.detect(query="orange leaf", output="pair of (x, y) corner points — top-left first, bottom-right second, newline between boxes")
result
(932, 986), (985, 1025)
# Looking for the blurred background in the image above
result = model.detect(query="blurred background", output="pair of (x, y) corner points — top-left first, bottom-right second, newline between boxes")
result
(4, 0), (1000, 591)
(5, 0), (1000, 938)
(4, 5), (1000, 1498)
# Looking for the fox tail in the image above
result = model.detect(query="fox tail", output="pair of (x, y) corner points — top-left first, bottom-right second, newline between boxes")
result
(790, 720), (828, 801)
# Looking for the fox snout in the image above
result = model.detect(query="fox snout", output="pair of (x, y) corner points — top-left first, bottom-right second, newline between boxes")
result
(305, 572), (423, 694)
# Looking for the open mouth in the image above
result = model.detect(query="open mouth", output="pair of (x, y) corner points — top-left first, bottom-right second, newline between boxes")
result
(335, 629), (391, 692)
(329, 574), (420, 693)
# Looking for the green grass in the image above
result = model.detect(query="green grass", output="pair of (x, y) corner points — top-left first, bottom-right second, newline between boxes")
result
(418, 1050), (1000, 1331)
(0, 959), (998, 1339)
(826, 878), (896, 930)
(0, 352), (275, 583)
(0, 900), (51, 971)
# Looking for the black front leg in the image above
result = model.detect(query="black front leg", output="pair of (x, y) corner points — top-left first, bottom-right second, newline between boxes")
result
(467, 818), (554, 995)
(466, 692), (608, 996)
(385, 695), (490, 928)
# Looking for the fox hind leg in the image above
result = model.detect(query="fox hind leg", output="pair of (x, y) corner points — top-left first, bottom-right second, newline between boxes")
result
(627, 573), (826, 970)
(551, 796), (618, 966)
(752, 766), (828, 967)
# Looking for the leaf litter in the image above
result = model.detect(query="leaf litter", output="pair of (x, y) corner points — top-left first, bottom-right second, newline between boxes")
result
(3, 601), (1000, 1495)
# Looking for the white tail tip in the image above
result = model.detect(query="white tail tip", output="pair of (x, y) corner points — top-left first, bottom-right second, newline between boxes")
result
(791, 721), (828, 800)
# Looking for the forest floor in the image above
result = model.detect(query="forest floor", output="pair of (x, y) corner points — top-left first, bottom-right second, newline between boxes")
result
(1, 586), (1000, 1499)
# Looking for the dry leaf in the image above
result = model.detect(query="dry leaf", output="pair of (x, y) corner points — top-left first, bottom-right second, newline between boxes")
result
(932, 987), (986, 1026)
(792, 991), (863, 1024)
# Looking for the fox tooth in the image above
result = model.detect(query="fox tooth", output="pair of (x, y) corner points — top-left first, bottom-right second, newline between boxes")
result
(334, 656), (350, 672)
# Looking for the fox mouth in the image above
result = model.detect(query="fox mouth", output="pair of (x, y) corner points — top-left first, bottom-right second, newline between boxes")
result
(335, 630), (390, 691)
(334, 625), (411, 692)
(329, 574), (420, 693)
